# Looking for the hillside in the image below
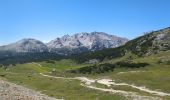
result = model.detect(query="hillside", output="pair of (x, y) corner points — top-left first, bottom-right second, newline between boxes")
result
(0, 50), (170, 100)
(72, 27), (170, 63)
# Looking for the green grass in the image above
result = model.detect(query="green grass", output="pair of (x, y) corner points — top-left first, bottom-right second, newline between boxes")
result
(0, 51), (170, 99)
(83, 51), (170, 99)
(109, 51), (170, 93)
(110, 65), (170, 93)
(74, 51), (170, 99)
(39, 59), (89, 72)
(0, 60), (126, 100)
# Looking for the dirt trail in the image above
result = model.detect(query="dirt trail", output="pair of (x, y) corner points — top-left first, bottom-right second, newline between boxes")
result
(40, 73), (166, 100)
(81, 83), (160, 100)
(97, 79), (170, 96)
(117, 71), (146, 74)
(32, 62), (42, 67)
(40, 73), (95, 85)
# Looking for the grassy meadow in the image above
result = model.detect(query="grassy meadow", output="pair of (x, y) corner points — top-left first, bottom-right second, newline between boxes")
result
(0, 50), (170, 100)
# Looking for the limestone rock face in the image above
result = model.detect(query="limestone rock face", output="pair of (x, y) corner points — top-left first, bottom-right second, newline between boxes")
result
(47, 32), (128, 54)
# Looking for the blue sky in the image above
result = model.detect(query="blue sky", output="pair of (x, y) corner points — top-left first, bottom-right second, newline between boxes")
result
(0, 0), (170, 45)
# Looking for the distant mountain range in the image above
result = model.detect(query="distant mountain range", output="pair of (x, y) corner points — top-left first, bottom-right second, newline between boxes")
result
(0, 27), (170, 65)
(0, 32), (128, 55)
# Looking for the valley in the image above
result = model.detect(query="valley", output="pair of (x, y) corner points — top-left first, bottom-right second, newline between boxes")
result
(1, 0), (170, 99)
(0, 27), (170, 100)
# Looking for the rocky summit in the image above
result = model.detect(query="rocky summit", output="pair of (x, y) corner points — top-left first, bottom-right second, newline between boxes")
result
(47, 32), (128, 54)
(0, 38), (48, 53)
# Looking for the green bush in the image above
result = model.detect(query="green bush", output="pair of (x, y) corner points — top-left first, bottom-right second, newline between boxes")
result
(69, 61), (149, 74)
(116, 61), (149, 68)
(69, 63), (115, 74)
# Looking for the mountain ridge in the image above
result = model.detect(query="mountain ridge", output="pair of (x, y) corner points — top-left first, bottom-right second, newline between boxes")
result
(47, 32), (128, 54)
(0, 32), (128, 55)
(0, 27), (169, 65)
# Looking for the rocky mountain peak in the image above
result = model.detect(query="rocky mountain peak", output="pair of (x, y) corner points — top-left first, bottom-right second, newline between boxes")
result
(0, 38), (48, 53)
(47, 32), (128, 54)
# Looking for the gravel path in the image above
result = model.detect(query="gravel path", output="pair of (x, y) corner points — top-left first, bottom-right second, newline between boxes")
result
(0, 79), (59, 100)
